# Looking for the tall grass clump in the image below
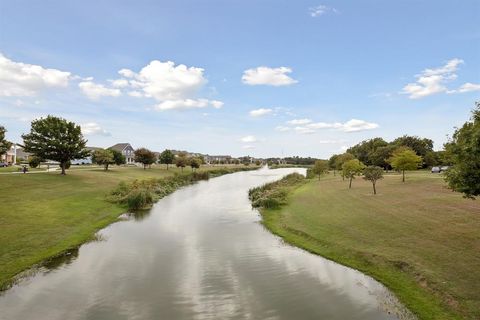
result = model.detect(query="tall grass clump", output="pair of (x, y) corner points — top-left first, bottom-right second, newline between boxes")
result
(249, 173), (305, 209)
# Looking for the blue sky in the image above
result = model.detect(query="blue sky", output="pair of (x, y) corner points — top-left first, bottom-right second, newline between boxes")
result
(1, 0), (479, 158)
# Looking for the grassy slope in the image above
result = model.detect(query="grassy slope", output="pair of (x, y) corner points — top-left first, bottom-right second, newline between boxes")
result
(0, 165), (252, 289)
(260, 172), (480, 320)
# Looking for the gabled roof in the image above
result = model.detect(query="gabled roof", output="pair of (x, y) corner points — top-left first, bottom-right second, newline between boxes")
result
(109, 143), (133, 152)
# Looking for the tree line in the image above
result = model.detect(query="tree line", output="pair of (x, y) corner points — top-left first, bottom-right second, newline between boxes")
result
(308, 102), (479, 198)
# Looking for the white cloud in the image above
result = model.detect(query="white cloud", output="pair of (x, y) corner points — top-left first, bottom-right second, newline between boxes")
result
(110, 78), (129, 88)
(242, 145), (255, 150)
(242, 66), (297, 86)
(0, 53), (71, 97)
(249, 108), (273, 117)
(155, 99), (223, 111)
(284, 118), (378, 134)
(79, 81), (121, 100)
(294, 126), (316, 134)
(275, 126), (290, 132)
(287, 118), (312, 125)
(116, 60), (222, 110)
(340, 119), (379, 132)
(81, 122), (111, 136)
(448, 82), (480, 94)
(309, 5), (338, 17)
(401, 58), (464, 99)
(240, 135), (258, 143)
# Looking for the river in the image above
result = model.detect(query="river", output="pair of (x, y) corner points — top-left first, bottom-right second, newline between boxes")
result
(0, 168), (412, 320)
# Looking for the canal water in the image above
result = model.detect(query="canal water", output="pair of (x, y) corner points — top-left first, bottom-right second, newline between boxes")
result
(0, 168), (412, 320)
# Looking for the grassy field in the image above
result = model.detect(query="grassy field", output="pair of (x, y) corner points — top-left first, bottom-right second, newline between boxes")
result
(0, 164), (254, 290)
(259, 171), (480, 320)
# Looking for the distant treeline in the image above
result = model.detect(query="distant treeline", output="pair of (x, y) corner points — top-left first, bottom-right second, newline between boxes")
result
(337, 135), (450, 170)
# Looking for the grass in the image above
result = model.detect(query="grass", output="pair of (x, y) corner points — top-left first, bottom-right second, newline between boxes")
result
(256, 171), (480, 320)
(0, 164), (256, 290)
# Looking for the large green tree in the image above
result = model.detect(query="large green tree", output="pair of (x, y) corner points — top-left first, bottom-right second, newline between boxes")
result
(392, 135), (433, 167)
(108, 148), (126, 166)
(444, 102), (480, 199)
(388, 147), (422, 182)
(22, 116), (89, 175)
(363, 166), (384, 195)
(159, 149), (175, 170)
(347, 137), (388, 165)
(342, 159), (365, 189)
(312, 160), (329, 180)
(134, 148), (157, 170)
(92, 149), (115, 171)
(0, 126), (12, 161)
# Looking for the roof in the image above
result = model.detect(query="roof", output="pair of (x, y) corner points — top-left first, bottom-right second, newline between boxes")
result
(109, 143), (132, 152)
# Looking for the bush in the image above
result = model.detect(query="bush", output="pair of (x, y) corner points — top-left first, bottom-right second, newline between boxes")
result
(249, 173), (305, 209)
(126, 189), (154, 210)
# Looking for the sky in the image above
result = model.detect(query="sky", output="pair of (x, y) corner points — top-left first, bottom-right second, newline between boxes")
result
(0, 0), (479, 158)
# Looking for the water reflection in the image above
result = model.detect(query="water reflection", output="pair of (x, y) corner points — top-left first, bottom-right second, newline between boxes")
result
(0, 168), (413, 320)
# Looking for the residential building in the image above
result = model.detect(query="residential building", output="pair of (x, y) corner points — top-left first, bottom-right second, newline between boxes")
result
(109, 143), (135, 164)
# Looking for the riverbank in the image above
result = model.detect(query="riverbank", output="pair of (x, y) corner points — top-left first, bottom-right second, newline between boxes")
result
(250, 171), (480, 320)
(0, 165), (257, 290)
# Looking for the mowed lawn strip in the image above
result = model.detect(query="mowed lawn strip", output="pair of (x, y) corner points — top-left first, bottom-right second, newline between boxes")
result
(260, 172), (480, 320)
(0, 165), (249, 289)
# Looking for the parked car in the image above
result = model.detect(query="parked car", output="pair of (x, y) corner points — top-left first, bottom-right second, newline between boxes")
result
(440, 166), (450, 172)
(0, 162), (8, 167)
(431, 166), (441, 173)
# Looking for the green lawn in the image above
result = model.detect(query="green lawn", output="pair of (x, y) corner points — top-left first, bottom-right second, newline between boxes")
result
(260, 172), (480, 320)
(0, 164), (252, 290)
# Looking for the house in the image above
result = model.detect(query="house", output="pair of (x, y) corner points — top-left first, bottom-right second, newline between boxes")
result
(1, 143), (31, 164)
(204, 155), (232, 164)
(109, 143), (135, 164)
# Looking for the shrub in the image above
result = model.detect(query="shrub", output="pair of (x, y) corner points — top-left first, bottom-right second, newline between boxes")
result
(126, 189), (154, 210)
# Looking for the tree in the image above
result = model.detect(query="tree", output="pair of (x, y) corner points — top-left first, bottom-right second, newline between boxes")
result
(175, 152), (188, 172)
(0, 126), (12, 161)
(134, 148), (156, 170)
(443, 102), (480, 199)
(312, 160), (329, 180)
(388, 147), (422, 182)
(328, 154), (339, 175)
(189, 157), (201, 171)
(335, 153), (355, 180)
(347, 137), (388, 165)
(342, 159), (365, 189)
(392, 135), (433, 167)
(22, 116), (89, 175)
(28, 155), (43, 168)
(159, 149), (175, 170)
(363, 166), (384, 195)
(369, 145), (395, 170)
(92, 149), (115, 171)
(108, 148), (126, 166)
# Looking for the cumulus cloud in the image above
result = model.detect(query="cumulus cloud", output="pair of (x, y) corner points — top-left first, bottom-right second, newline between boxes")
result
(401, 58), (464, 99)
(114, 60), (222, 110)
(155, 99), (223, 111)
(249, 108), (273, 117)
(242, 145), (255, 150)
(287, 118), (312, 125)
(0, 53), (71, 97)
(81, 122), (111, 136)
(79, 81), (121, 100)
(285, 118), (378, 134)
(309, 5), (338, 17)
(242, 66), (297, 86)
(240, 135), (258, 143)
